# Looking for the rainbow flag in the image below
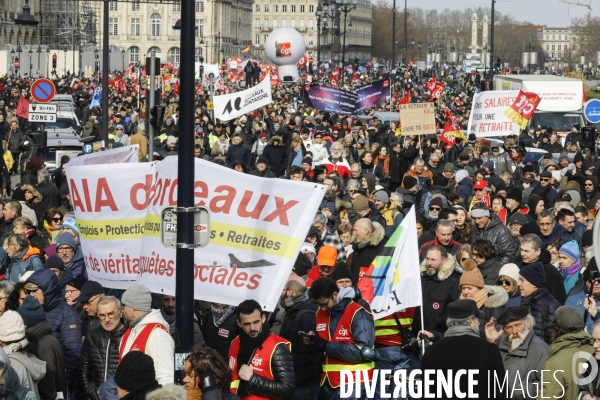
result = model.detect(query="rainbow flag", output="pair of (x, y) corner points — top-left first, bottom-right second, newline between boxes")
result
(242, 45), (251, 58)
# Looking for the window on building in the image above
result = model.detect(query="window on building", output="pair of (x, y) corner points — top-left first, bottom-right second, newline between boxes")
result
(148, 46), (161, 56)
(308, 35), (313, 45)
(129, 46), (139, 62)
(273, 5), (278, 12)
(552, 35), (555, 40)
(300, 5), (305, 12)
(308, 19), (313, 28)
(291, 19), (295, 27)
(196, 1), (204, 12)
(545, 35), (548, 40)
(109, 1), (117, 11)
(545, 44), (549, 50)
(263, 34), (268, 44)
(552, 44), (555, 50)
(291, 5), (296, 12)
(173, 1), (181, 11)
(309, 5), (314, 12)
(565, 45), (569, 51)
(255, 4), (260, 12)
(282, 19), (286, 27)
(169, 47), (180, 62)
(255, 34), (260, 45)
(565, 35), (569, 40)
(151, 13), (161, 37)
(109, 18), (118, 35)
(255, 18), (260, 28)
(196, 20), (204, 37)
(172, 20), (180, 37)
(131, 18), (140, 36)
(300, 19), (305, 28)
(558, 45), (561, 50)
(264, 4), (269, 12)
(132, 1), (140, 11)
(195, 48), (203, 61)
(273, 19), (278, 29)
(264, 18), (269, 28)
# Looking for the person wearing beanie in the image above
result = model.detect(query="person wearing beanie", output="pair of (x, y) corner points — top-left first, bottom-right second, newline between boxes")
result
(517, 261), (561, 344)
(458, 259), (508, 338)
(44, 253), (74, 293)
(19, 296), (67, 400)
(455, 168), (474, 206)
(505, 187), (529, 220)
(249, 156), (276, 178)
(0, 310), (47, 399)
(25, 268), (82, 397)
(558, 240), (583, 294)
(496, 263), (522, 308)
(55, 232), (86, 279)
(373, 190), (402, 237)
(120, 284), (174, 385)
(402, 175), (419, 191)
(470, 203), (515, 265)
(114, 351), (161, 399)
(61, 216), (80, 242)
(538, 306), (593, 400)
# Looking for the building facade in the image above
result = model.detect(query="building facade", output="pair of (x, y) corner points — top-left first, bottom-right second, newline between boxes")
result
(251, 0), (372, 62)
(541, 26), (581, 71)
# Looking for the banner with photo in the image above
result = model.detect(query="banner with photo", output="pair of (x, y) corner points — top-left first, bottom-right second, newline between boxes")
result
(65, 157), (325, 311)
(302, 85), (358, 114)
(354, 80), (390, 113)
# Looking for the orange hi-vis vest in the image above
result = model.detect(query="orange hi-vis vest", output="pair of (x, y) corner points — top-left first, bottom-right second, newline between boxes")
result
(118, 322), (166, 363)
(228, 333), (291, 400)
(316, 301), (375, 388)
(374, 308), (415, 347)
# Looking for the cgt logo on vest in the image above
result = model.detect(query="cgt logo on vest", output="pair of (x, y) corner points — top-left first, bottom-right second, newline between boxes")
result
(339, 327), (349, 338)
(229, 356), (235, 369)
(251, 356), (263, 367)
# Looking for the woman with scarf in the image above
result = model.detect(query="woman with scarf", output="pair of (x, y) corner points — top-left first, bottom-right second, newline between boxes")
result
(200, 304), (239, 363)
(509, 146), (526, 183)
(21, 185), (46, 228)
(558, 240), (583, 294)
(525, 195), (545, 224)
(453, 205), (473, 243)
(211, 131), (231, 162)
(13, 217), (48, 253)
(372, 146), (391, 190)
(459, 260), (508, 338)
(359, 152), (384, 182)
(491, 195), (508, 225)
(40, 208), (63, 243)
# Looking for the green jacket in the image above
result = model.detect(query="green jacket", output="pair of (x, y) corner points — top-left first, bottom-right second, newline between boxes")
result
(538, 331), (593, 400)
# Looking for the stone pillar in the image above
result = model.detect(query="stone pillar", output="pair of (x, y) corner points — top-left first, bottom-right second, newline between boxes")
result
(470, 13), (478, 53)
(482, 15), (489, 49)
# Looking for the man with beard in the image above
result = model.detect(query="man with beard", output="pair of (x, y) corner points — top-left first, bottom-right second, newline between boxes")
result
(485, 307), (548, 399)
(201, 303), (239, 362)
(119, 285), (174, 385)
(160, 294), (203, 347)
(373, 190), (402, 236)
(229, 300), (294, 399)
(556, 207), (587, 244)
(278, 279), (321, 400)
(322, 142), (351, 179)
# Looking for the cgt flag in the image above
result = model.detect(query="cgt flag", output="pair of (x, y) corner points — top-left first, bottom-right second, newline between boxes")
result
(504, 90), (542, 129)
(358, 207), (422, 319)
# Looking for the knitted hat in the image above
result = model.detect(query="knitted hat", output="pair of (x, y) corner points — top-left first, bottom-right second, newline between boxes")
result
(62, 217), (79, 237)
(519, 262), (547, 288)
(519, 222), (542, 237)
(464, 166), (475, 178)
(353, 195), (370, 211)
(429, 197), (444, 210)
(554, 305), (584, 331)
(498, 263), (520, 283)
(18, 296), (46, 326)
(256, 157), (268, 166)
(331, 262), (354, 284)
(403, 176), (418, 189)
(459, 259), (485, 289)
(166, 136), (177, 145)
(509, 213), (527, 226)
(455, 170), (469, 183)
(373, 190), (389, 204)
(44, 255), (65, 271)
(317, 246), (337, 267)
(300, 242), (316, 255)
(0, 311), (26, 342)
(67, 274), (88, 291)
(121, 285), (152, 312)
(483, 161), (495, 172)
(114, 351), (157, 392)
(259, 132), (267, 139)
(444, 163), (455, 172)
(506, 188), (522, 203)
(302, 157), (312, 165)
(582, 230), (594, 248)
(559, 240), (580, 262)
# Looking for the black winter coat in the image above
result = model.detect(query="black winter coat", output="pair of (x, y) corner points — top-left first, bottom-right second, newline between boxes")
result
(479, 257), (503, 285)
(397, 146), (419, 178)
(78, 324), (127, 400)
(225, 143), (252, 171)
(279, 301), (321, 386)
(470, 213), (515, 265)
(244, 339), (294, 399)
(348, 221), (386, 284)
(262, 141), (287, 177)
(26, 321), (67, 400)
(520, 288), (561, 344)
(389, 151), (402, 184)
(36, 181), (61, 210)
(201, 310), (239, 362)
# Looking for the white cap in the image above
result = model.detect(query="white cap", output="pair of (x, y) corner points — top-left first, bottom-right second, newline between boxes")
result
(498, 263), (520, 283)
(300, 243), (316, 255)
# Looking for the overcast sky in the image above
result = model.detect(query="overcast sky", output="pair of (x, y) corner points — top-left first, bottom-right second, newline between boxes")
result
(401, 0), (592, 27)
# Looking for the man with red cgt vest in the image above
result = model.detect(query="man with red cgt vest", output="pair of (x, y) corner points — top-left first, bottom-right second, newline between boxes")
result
(305, 277), (376, 400)
(119, 285), (174, 386)
(228, 299), (295, 400)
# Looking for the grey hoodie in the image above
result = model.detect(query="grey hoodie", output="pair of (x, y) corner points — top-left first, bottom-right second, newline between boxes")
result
(8, 351), (46, 399)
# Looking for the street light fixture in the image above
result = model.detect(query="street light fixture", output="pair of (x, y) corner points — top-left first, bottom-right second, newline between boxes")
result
(14, 0), (38, 25)
(36, 45), (41, 77)
(334, 0), (358, 87)
(28, 48), (33, 77)
(122, 48), (125, 71)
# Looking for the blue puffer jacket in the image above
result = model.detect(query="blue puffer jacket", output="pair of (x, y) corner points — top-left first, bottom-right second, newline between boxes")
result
(27, 268), (82, 392)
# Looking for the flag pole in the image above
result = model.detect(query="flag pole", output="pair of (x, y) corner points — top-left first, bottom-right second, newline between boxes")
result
(420, 301), (425, 356)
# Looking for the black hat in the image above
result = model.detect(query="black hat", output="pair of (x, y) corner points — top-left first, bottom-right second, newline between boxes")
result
(582, 229), (594, 248)
(74, 281), (105, 303)
(519, 262), (547, 288)
(67, 275), (88, 291)
(287, 120), (296, 127)
(540, 171), (552, 178)
(497, 306), (529, 326)
(468, 133), (476, 144)
(331, 262), (354, 284)
(506, 188), (523, 203)
(293, 252), (312, 277)
(519, 222), (542, 237)
(44, 255), (65, 271)
(114, 351), (157, 392)
(403, 176), (418, 189)
(447, 299), (478, 319)
(573, 124), (581, 130)
(523, 165), (536, 174)
(307, 226), (320, 238)
(509, 213), (527, 226)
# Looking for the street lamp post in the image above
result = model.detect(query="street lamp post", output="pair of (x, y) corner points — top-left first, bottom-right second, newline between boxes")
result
(403, 0), (407, 65)
(37, 45), (41, 76)
(10, 49), (15, 76)
(64, 48), (67, 73)
(46, 48), (49, 76)
(122, 48), (125, 71)
(391, 0), (396, 70)
(316, 4), (322, 64)
(28, 49), (32, 77)
(335, 0), (357, 86)
(417, 41), (422, 61)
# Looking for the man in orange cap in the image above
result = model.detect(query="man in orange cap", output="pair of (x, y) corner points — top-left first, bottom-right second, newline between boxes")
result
(306, 246), (337, 287)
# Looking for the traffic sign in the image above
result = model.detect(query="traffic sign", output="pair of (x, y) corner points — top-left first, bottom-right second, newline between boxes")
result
(28, 104), (57, 113)
(584, 99), (600, 124)
(28, 113), (57, 122)
(161, 206), (210, 248)
(30, 78), (56, 104)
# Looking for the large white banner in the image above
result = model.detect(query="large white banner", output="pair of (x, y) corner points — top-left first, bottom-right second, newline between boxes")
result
(467, 90), (521, 137)
(213, 73), (272, 121)
(65, 157), (325, 311)
(66, 144), (139, 167)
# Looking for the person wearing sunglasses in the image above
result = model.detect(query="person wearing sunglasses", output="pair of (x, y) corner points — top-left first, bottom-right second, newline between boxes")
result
(468, 179), (491, 212)
(41, 208), (64, 243)
(496, 264), (522, 308)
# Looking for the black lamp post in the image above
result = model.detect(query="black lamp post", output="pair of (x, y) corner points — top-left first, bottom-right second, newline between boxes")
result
(94, 48), (99, 73)
(121, 48), (125, 71)
(316, 4), (322, 64)
(46, 47), (49, 76)
(36, 45), (41, 76)
(417, 41), (422, 60)
(64, 48), (67, 73)
(28, 49), (32, 76)
(336, 0), (357, 85)
(17, 43), (22, 77)
(10, 49), (15, 75)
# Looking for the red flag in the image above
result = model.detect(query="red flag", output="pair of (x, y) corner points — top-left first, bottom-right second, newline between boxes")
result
(504, 90), (542, 129)
(426, 77), (436, 94)
(398, 91), (411, 105)
(173, 80), (180, 95)
(429, 82), (444, 101)
(16, 96), (29, 119)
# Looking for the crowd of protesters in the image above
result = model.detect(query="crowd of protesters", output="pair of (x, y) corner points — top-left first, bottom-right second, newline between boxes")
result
(0, 61), (599, 400)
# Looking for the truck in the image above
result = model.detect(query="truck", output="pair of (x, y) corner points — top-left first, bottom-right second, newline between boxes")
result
(493, 75), (586, 139)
